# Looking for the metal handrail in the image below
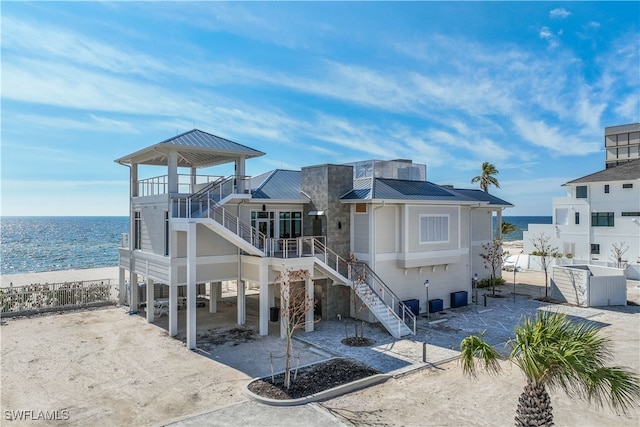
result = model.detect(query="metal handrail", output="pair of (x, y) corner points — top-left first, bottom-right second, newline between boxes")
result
(171, 184), (415, 336)
(309, 239), (416, 336)
(349, 261), (417, 335)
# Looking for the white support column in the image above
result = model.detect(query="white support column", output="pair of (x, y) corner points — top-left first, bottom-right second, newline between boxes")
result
(269, 283), (275, 307)
(259, 264), (269, 336)
(209, 282), (218, 314)
(186, 222), (197, 350)
(118, 267), (126, 305)
(305, 275), (314, 332)
(237, 280), (246, 325)
(168, 150), (179, 194)
(235, 156), (246, 194)
(130, 272), (139, 311)
(190, 167), (197, 193)
(280, 278), (289, 339)
(146, 278), (155, 323)
(169, 280), (178, 337)
(131, 164), (139, 198)
(216, 282), (223, 302)
(496, 209), (503, 240)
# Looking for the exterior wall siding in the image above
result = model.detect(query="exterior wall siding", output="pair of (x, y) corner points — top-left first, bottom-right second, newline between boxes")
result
(353, 211), (370, 254)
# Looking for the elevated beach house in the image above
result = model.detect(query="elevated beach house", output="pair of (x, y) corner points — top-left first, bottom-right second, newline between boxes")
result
(523, 124), (640, 279)
(115, 130), (512, 349)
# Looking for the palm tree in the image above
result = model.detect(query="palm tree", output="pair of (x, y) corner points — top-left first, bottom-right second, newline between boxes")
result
(460, 311), (640, 426)
(471, 162), (500, 192)
(501, 220), (518, 236)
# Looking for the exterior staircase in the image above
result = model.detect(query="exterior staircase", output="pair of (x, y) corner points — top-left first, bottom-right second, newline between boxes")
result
(172, 185), (416, 338)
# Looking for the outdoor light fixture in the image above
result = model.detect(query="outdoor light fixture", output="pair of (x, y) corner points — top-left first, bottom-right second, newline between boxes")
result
(424, 279), (430, 318)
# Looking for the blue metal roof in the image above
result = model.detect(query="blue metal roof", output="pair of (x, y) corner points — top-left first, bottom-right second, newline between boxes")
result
(343, 178), (475, 202)
(115, 129), (265, 168)
(449, 188), (514, 207)
(158, 129), (264, 156)
(251, 170), (308, 200)
(341, 178), (513, 206)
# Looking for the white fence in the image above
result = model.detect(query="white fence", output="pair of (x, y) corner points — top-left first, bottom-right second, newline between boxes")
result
(0, 279), (118, 316)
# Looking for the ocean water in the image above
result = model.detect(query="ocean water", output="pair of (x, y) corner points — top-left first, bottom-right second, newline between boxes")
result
(494, 216), (552, 241)
(1, 215), (550, 276)
(1, 217), (129, 275)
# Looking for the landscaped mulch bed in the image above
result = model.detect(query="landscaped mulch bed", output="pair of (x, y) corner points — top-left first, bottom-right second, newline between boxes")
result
(247, 358), (381, 400)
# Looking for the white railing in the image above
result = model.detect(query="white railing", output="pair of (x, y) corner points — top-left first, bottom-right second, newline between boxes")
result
(136, 174), (224, 197)
(0, 280), (117, 315)
(121, 233), (129, 248)
(267, 236), (416, 335)
(171, 182), (415, 336)
(349, 261), (416, 336)
(172, 197), (268, 253)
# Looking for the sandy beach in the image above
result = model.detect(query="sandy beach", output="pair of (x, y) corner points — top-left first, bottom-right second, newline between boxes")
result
(1, 264), (638, 426)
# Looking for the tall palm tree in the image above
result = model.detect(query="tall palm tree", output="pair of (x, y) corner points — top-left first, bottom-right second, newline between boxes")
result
(471, 162), (500, 192)
(460, 311), (639, 426)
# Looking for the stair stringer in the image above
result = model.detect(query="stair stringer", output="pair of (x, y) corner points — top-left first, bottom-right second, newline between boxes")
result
(312, 258), (413, 338)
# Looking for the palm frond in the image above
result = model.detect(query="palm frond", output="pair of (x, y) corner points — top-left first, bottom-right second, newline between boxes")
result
(459, 334), (501, 378)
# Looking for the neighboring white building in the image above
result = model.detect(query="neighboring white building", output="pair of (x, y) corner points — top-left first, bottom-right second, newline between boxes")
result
(605, 123), (640, 169)
(115, 130), (513, 348)
(524, 158), (640, 279)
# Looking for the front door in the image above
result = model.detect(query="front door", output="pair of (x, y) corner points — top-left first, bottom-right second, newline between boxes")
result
(257, 219), (272, 239)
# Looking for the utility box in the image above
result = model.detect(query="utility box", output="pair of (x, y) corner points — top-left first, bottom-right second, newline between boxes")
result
(450, 291), (468, 308)
(428, 298), (443, 313)
(270, 307), (279, 322)
(401, 299), (420, 316)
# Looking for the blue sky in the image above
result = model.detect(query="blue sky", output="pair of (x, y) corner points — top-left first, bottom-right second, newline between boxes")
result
(2, 2), (638, 216)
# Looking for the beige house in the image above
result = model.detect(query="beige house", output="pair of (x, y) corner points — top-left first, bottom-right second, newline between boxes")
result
(115, 130), (513, 349)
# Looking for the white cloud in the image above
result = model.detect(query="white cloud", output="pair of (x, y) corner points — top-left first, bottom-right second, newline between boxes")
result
(549, 8), (571, 19)
(511, 117), (601, 156)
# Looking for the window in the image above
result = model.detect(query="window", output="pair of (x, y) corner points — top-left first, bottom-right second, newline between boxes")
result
(164, 211), (169, 256)
(134, 211), (142, 250)
(355, 203), (367, 213)
(278, 211), (302, 238)
(604, 184), (609, 193)
(574, 212), (580, 225)
(622, 183), (633, 189)
(591, 244), (600, 254)
(622, 212), (640, 216)
(420, 215), (449, 243)
(591, 212), (614, 227)
(555, 208), (568, 225)
(576, 186), (587, 198)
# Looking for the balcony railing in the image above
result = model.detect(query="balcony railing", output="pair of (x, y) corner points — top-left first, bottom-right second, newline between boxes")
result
(136, 174), (224, 197)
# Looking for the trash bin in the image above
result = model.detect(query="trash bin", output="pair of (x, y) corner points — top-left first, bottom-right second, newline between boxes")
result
(401, 299), (420, 316)
(450, 291), (468, 308)
(270, 307), (280, 322)
(428, 298), (443, 313)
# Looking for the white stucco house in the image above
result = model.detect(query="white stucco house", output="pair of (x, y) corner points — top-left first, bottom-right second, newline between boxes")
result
(523, 158), (640, 280)
(115, 130), (513, 349)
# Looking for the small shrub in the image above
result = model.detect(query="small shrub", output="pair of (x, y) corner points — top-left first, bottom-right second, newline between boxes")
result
(477, 277), (505, 288)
